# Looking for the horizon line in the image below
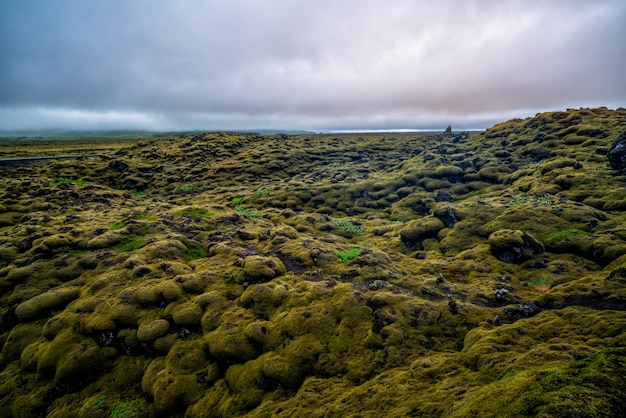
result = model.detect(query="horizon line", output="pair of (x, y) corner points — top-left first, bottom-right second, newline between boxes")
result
(0, 127), (487, 137)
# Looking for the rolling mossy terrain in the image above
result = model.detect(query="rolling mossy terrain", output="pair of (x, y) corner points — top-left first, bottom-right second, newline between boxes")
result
(1, 107), (626, 417)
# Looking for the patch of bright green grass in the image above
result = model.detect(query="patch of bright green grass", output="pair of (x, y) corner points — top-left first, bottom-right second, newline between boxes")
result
(84, 394), (107, 411)
(134, 190), (146, 196)
(183, 244), (206, 261)
(231, 196), (245, 206)
(110, 221), (127, 230)
(113, 235), (146, 253)
(69, 249), (88, 257)
(508, 196), (553, 206)
(231, 188), (271, 205)
(110, 399), (141, 418)
(544, 228), (590, 241)
(236, 207), (263, 218)
(527, 278), (555, 293)
(333, 219), (363, 235)
(532, 197), (553, 206)
(174, 208), (215, 218)
(251, 188), (270, 199)
(508, 197), (527, 205)
(49, 177), (92, 187)
(334, 247), (362, 263)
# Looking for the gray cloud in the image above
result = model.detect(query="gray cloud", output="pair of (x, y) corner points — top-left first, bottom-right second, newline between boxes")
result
(1, 0), (625, 131)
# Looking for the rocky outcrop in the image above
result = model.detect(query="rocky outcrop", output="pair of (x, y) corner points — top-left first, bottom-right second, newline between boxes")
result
(488, 229), (544, 263)
(608, 128), (626, 172)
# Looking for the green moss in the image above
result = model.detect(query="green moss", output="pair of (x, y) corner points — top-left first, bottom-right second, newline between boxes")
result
(15, 287), (79, 320)
(544, 228), (590, 241)
(242, 256), (287, 283)
(110, 220), (127, 230)
(113, 235), (146, 253)
(49, 177), (92, 187)
(137, 319), (170, 342)
(174, 208), (215, 218)
(183, 244), (206, 261)
(4, 108), (626, 417)
(520, 348), (626, 418)
(464, 189), (486, 198)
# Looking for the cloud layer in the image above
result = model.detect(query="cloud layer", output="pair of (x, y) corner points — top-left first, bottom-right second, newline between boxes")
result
(1, 0), (625, 131)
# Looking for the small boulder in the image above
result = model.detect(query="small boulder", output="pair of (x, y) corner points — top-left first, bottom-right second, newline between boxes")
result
(607, 129), (626, 172)
(137, 319), (170, 342)
(172, 303), (203, 326)
(86, 231), (120, 250)
(435, 190), (454, 203)
(15, 287), (80, 320)
(108, 160), (129, 172)
(504, 302), (540, 319)
(488, 229), (543, 263)
(400, 217), (445, 250)
(242, 256), (286, 283)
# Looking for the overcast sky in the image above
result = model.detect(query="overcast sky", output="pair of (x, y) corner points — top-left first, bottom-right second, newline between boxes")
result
(1, 0), (625, 132)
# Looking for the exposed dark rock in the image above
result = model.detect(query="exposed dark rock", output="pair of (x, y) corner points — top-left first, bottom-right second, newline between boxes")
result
(504, 302), (540, 319)
(607, 129), (626, 172)
(434, 205), (459, 227)
(107, 160), (129, 172)
(435, 190), (454, 203)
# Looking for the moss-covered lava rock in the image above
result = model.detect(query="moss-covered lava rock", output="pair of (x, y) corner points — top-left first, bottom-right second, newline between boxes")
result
(1, 107), (626, 417)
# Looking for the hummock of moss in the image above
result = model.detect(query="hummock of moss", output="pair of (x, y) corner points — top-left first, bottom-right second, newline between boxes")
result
(1, 107), (626, 417)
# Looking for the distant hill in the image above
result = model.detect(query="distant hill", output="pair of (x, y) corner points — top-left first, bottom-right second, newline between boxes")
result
(0, 128), (315, 140)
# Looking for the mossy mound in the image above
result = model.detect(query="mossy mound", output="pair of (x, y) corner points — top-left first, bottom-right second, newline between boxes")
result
(488, 229), (544, 263)
(1, 107), (626, 416)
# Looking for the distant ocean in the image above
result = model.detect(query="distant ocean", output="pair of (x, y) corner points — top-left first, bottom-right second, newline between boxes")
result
(319, 128), (485, 134)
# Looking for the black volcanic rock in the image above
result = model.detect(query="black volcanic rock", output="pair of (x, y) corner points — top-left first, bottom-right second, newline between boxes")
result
(608, 129), (626, 172)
